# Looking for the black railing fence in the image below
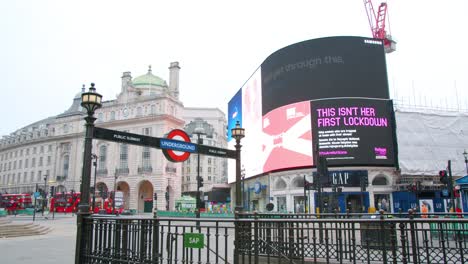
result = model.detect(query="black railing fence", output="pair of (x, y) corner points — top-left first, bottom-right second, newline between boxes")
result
(79, 212), (468, 264)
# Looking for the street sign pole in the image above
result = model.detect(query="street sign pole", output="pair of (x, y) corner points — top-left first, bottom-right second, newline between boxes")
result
(33, 183), (38, 221)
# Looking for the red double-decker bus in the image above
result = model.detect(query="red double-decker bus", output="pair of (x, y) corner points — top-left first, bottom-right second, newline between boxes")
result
(49, 192), (80, 213)
(93, 191), (125, 214)
(0, 193), (33, 214)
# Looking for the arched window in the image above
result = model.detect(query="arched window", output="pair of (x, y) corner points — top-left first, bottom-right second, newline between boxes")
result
(275, 179), (287, 190)
(372, 175), (388, 186)
(63, 155), (70, 178)
(110, 111), (116, 120)
(99, 145), (107, 170)
(292, 177), (305, 188)
(150, 105), (156, 115)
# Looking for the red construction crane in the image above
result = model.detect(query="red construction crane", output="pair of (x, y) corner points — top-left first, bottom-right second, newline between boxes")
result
(363, 0), (396, 53)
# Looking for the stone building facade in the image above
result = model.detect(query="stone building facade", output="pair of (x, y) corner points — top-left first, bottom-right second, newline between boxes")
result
(0, 63), (228, 213)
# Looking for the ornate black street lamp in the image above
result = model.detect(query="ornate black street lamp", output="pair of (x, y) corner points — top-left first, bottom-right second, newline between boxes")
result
(231, 121), (245, 213)
(232, 121), (245, 264)
(463, 149), (468, 174)
(75, 83), (102, 264)
(91, 153), (98, 212)
(241, 167), (246, 210)
(193, 127), (205, 220)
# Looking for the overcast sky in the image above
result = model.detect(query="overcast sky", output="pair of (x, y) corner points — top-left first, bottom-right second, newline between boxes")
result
(1, 0), (467, 137)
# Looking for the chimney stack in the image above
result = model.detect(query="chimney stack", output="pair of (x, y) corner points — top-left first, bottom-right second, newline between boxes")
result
(121, 71), (132, 93)
(169, 62), (180, 99)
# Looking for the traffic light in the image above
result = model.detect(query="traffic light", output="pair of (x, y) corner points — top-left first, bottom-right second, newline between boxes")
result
(153, 192), (158, 200)
(439, 170), (448, 184)
(304, 180), (312, 190)
(50, 186), (55, 196)
(318, 156), (329, 177)
(360, 177), (368, 191)
(197, 176), (204, 188)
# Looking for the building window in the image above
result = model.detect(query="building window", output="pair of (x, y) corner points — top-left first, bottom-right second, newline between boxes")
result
(20, 149), (23, 156)
(119, 144), (128, 169)
(98, 112), (103, 121)
(186, 167), (190, 173)
(18, 160), (22, 169)
(47, 156), (51, 166)
(30, 171), (35, 182)
(23, 172), (27, 183)
(208, 176), (212, 181)
(48, 145), (52, 152)
(208, 167), (211, 173)
(137, 107), (143, 116)
(142, 147), (151, 169)
(39, 157), (43, 166)
(31, 158), (36, 168)
(63, 124), (69, 134)
(37, 170), (42, 182)
(13, 161), (16, 170)
(40, 146), (44, 153)
(26, 148), (30, 155)
(25, 159), (29, 168)
(151, 105), (156, 114)
(208, 158), (212, 165)
(33, 147), (37, 154)
(186, 176), (190, 181)
(110, 111), (116, 120)
(99, 145), (107, 169)
(62, 155), (69, 178)
(15, 151), (18, 157)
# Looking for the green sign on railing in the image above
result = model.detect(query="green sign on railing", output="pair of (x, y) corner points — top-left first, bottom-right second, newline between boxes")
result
(183, 233), (204, 249)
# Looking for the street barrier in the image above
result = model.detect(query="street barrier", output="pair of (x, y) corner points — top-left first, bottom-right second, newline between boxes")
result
(78, 211), (468, 264)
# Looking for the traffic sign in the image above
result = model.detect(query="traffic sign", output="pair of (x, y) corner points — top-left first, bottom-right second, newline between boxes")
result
(162, 129), (194, 162)
(442, 189), (449, 196)
(184, 233), (204, 248)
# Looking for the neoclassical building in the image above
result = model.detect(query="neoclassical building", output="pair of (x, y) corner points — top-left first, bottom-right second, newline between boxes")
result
(0, 62), (228, 212)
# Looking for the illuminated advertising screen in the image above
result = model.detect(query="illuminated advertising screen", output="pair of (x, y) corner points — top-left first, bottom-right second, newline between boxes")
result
(310, 98), (395, 166)
(227, 36), (396, 183)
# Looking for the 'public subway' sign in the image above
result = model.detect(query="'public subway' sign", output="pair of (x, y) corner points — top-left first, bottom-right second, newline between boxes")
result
(93, 127), (237, 162)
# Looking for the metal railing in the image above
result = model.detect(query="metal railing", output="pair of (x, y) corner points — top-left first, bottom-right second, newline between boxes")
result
(96, 168), (108, 176)
(78, 212), (468, 264)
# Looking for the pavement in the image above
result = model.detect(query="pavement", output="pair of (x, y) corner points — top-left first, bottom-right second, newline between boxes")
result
(0, 213), (76, 264)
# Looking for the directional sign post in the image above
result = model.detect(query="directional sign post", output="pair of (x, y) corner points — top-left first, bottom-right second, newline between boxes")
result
(93, 127), (236, 160)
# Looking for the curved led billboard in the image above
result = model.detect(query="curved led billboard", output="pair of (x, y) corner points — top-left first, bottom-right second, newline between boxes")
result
(228, 36), (396, 183)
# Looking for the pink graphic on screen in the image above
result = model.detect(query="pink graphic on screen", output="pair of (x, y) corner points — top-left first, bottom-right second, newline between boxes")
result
(262, 101), (313, 172)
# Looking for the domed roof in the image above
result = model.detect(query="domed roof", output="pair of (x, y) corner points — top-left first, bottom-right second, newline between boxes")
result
(74, 85), (86, 99)
(133, 65), (167, 87)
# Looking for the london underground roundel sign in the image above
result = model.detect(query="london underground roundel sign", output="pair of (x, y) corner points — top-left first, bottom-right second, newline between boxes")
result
(161, 129), (196, 162)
